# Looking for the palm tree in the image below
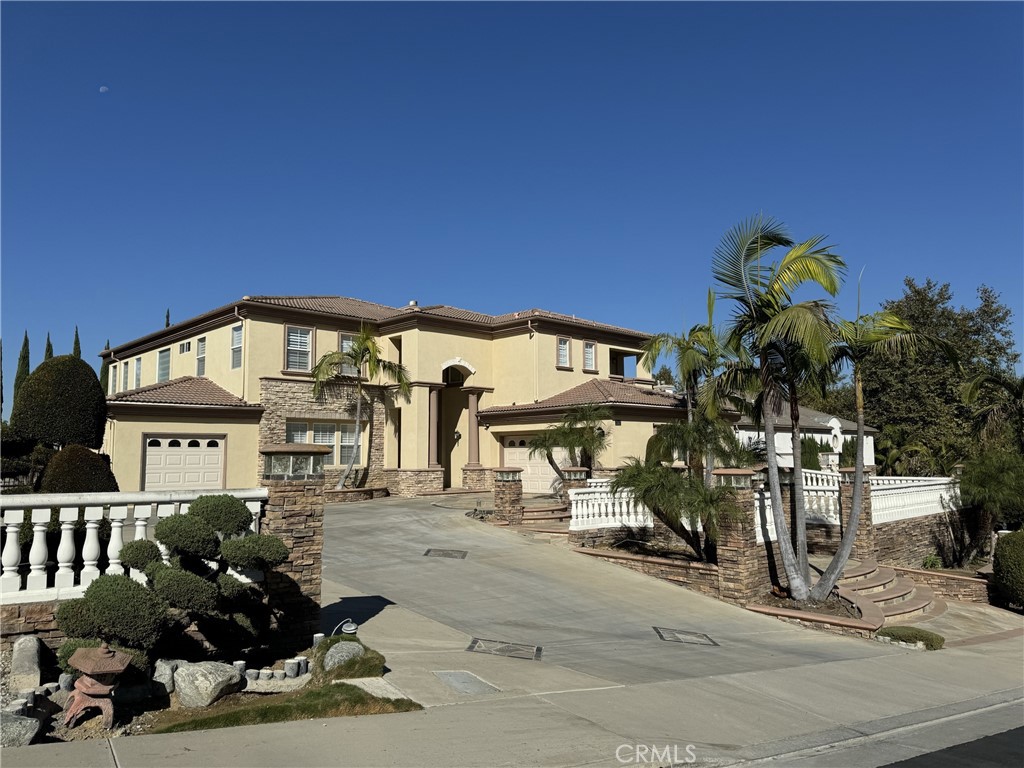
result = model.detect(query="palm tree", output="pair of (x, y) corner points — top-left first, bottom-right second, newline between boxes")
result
(646, 412), (739, 486)
(962, 370), (1024, 454)
(713, 214), (845, 601)
(560, 404), (612, 473)
(528, 430), (568, 483)
(311, 325), (411, 489)
(809, 310), (923, 601)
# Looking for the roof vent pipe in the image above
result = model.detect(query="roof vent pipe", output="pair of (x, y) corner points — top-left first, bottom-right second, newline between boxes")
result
(409, 300), (418, 307)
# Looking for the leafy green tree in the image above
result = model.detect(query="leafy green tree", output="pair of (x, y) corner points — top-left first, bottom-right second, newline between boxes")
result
(165, 308), (171, 328)
(72, 327), (82, 359)
(652, 365), (676, 387)
(962, 370), (1024, 454)
(14, 332), (30, 404)
(44, 333), (53, 361)
(713, 214), (845, 600)
(861, 280), (1018, 463)
(528, 429), (568, 483)
(312, 325), (411, 489)
(800, 436), (823, 470)
(9, 355), (107, 448)
(958, 449), (1024, 532)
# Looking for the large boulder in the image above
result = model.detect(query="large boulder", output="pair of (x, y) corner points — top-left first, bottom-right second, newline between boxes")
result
(153, 659), (180, 695)
(0, 712), (40, 747)
(10, 637), (41, 693)
(172, 661), (242, 708)
(323, 641), (365, 671)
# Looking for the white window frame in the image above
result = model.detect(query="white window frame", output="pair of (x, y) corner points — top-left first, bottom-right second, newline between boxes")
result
(583, 341), (597, 372)
(286, 420), (360, 467)
(196, 337), (206, 376)
(134, 357), (142, 389)
(285, 326), (313, 372)
(110, 364), (118, 394)
(339, 423), (359, 466)
(179, 341), (191, 354)
(285, 421), (308, 444)
(157, 349), (171, 382)
(230, 325), (243, 370)
(313, 422), (336, 465)
(556, 336), (571, 368)
(339, 333), (359, 377)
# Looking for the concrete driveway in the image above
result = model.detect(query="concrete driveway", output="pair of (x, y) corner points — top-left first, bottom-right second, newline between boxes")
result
(320, 496), (900, 689)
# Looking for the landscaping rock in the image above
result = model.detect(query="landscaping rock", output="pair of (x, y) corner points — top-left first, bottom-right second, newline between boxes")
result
(0, 712), (40, 748)
(153, 659), (179, 695)
(59, 673), (75, 692)
(323, 641), (365, 671)
(10, 637), (41, 693)
(172, 662), (243, 708)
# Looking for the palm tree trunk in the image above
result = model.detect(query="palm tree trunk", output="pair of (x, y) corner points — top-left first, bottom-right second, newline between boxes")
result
(545, 452), (566, 483)
(764, 389), (810, 600)
(337, 387), (363, 489)
(810, 367), (864, 601)
(789, 392), (809, 584)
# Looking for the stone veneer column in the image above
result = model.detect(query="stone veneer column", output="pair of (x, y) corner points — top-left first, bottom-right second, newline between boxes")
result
(839, 467), (876, 560)
(493, 467), (524, 526)
(259, 453), (325, 654)
(715, 470), (762, 604)
(559, 467), (589, 508)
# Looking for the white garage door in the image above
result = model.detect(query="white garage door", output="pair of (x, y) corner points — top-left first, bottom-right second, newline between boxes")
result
(144, 437), (224, 491)
(503, 439), (569, 495)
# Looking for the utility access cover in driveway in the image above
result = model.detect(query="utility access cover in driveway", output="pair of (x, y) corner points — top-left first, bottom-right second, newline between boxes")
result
(467, 638), (543, 660)
(653, 627), (719, 646)
(424, 549), (468, 559)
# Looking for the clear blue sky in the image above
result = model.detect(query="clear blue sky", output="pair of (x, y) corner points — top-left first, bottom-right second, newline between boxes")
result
(3, 1), (1022, 418)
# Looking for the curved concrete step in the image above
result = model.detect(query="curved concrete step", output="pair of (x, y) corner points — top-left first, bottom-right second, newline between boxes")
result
(867, 577), (917, 606)
(524, 505), (569, 515)
(839, 559), (878, 582)
(841, 567), (897, 594)
(880, 585), (936, 622)
(522, 511), (571, 521)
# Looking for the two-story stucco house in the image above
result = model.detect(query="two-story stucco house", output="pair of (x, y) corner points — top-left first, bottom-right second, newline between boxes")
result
(101, 296), (688, 495)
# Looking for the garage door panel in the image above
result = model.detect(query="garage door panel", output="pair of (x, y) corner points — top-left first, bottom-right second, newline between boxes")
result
(504, 443), (568, 495)
(144, 437), (224, 491)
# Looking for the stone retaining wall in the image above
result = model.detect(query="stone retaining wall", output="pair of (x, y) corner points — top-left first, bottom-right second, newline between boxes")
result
(323, 487), (389, 503)
(890, 566), (990, 602)
(576, 550), (721, 599)
(462, 467), (493, 491)
(384, 468), (445, 497)
(0, 601), (64, 654)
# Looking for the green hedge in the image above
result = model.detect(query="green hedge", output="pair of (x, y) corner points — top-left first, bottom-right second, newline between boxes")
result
(220, 535), (288, 571)
(993, 530), (1024, 606)
(40, 445), (118, 494)
(9, 355), (107, 448)
(189, 495), (253, 537)
(55, 598), (100, 640)
(154, 514), (219, 560)
(877, 626), (945, 650)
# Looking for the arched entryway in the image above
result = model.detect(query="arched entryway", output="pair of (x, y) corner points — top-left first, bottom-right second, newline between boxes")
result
(429, 359), (482, 489)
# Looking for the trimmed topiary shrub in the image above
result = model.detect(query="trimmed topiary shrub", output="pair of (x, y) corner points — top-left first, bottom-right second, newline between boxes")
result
(993, 529), (1024, 607)
(120, 539), (163, 572)
(40, 444), (119, 494)
(144, 560), (170, 582)
(152, 566), (219, 613)
(77, 575), (169, 650)
(188, 495), (254, 538)
(9, 355), (107, 448)
(155, 514), (219, 560)
(220, 534), (288, 571)
(877, 626), (945, 650)
(55, 598), (101, 640)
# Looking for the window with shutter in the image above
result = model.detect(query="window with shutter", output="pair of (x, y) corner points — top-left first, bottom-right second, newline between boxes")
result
(339, 423), (359, 465)
(286, 326), (312, 371)
(196, 337), (206, 376)
(157, 349), (170, 382)
(584, 342), (597, 372)
(557, 337), (570, 368)
(339, 334), (358, 377)
(313, 423), (335, 465)
(230, 325), (243, 369)
(286, 422), (308, 444)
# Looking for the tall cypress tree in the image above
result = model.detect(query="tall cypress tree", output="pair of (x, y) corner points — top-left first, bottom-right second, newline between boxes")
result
(99, 340), (111, 394)
(73, 327), (82, 359)
(165, 309), (170, 328)
(44, 333), (53, 361)
(14, 331), (30, 403)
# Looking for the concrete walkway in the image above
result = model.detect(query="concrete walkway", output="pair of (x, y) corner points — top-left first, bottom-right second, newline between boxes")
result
(4, 496), (1022, 767)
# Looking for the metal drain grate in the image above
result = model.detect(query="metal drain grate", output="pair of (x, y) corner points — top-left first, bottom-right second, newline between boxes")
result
(653, 627), (719, 646)
(423, 549), (468, 559)
(466, 638), (543, 660)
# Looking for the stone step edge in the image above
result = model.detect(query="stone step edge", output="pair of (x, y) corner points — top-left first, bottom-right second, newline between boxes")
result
(865, 577), (918, 606)
(839, 567), (897, 594)
(746, 602), (881, 633)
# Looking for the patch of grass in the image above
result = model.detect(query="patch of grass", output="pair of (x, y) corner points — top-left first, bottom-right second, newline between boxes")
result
(877, 626), (945, 650)
(151, 683), (420, 733)
(310, 635), (385, 683)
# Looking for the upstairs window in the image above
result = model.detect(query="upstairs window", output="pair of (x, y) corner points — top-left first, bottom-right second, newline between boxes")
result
(134, 357), (142, 389)
(196, 337), (206, 376)
(556, 337), (571, 368)
(230, 325), (243, 369)
(339, 333), (359, 377)
(286, 326), (313, 371)
(122, 362), (129, 391)
(179, 341), (191, 354)
(583, 341), (597, 372)
(110, 364), (118, 394)
(157, 349), (170, 382)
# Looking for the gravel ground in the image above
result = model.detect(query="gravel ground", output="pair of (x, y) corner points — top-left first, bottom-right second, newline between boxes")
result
(0, 649), (12, 708)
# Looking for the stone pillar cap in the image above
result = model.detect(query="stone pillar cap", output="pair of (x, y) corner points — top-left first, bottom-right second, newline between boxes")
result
(712, 468), (755, 475)
(493, 466), (523, 473)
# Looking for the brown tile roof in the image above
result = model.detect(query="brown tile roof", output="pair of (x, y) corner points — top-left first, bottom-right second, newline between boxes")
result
(244, 296), (398, 321)
(108, 377), (260, 408)
(479, 379), (685, 416)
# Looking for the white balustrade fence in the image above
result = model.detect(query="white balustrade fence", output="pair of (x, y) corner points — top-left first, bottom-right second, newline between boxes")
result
(800, 469), (841, 525)
(569, 479), (654, 532)
(869, 477), (956, 525)
(0, 489), (268, 604)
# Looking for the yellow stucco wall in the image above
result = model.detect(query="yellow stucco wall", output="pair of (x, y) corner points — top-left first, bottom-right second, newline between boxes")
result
(104, 413), (261, 492)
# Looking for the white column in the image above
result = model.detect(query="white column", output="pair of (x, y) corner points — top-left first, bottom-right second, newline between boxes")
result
(54, 508), (78, 589)
(1, 510), (25, 594)
(79, 506), (104, 587)
(106, 506), (129, 576)
(27, 509), (51, 591)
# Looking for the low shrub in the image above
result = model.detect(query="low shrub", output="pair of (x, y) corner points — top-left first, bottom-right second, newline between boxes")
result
(144, 560), (170, 582)
(154, 514), (219, 560)
(78, 575), (169, 650)
(152, 567), (219, 613)
(188, 495), (254, 538)
(120, 539), (163, 572)
(220, 534), (288, 571)
(40, 444), (119, 494)
(877, 626), (945, 650)
(921, 553), (943, 570)
(993, 530), (1024, 607)
(55, 598), (100, 640)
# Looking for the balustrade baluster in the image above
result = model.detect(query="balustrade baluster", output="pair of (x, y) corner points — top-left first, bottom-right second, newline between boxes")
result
(27, 509), (50, 591)
(54, 508), (78, 589)
(107, 506), (128, 576)
(79, 506), (104, 587)
(155, 503), (175, 563)
(1, 510), (25, 593)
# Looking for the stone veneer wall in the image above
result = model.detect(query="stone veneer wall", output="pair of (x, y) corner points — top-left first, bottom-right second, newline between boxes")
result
(259, 378), (387, 490)
(577, 550), (720, 598)
(0, 601), (64, 654)
(873, 510), (977, 568)
(384, 468), (445, 497)
(259, 478), (324, 654)
(890, 566), (990, 602)
(462, 467), (493, 492)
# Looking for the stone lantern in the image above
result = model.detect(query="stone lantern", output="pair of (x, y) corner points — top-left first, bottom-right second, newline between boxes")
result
(63, 643), (132, 729)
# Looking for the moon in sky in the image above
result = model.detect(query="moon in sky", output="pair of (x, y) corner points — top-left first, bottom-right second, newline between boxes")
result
(99, 86), (109, 93)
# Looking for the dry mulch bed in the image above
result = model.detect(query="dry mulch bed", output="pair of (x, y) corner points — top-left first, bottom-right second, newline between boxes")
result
(755, 589), (862, 620)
